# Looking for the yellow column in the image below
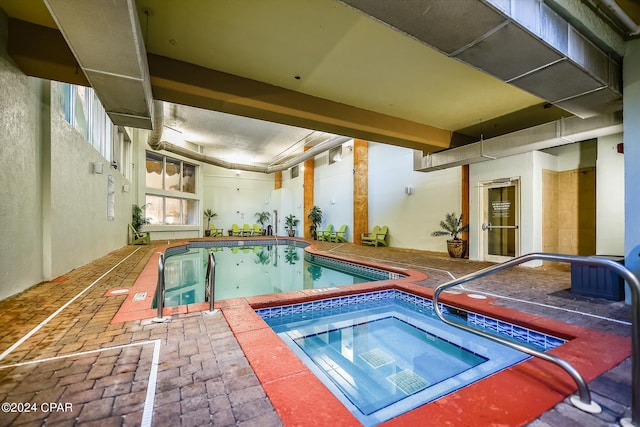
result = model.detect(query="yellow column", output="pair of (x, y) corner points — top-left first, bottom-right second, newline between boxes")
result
(353, 139), (368, 244)
(303, 151), (315, 239)
(462, 164), (469, 246)
(274, 171), (282, 190)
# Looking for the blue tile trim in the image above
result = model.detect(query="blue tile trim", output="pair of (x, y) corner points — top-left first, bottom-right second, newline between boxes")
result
(185, 240), (404, 281)
(255, 289), (566, 351)
(188, 239), (305, 248)
(304, 252), (406, 280)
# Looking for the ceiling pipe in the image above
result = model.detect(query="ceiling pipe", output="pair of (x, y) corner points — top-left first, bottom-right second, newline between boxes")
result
(147, 101), (351, 173)
(414, 111), (623, 172)
(598, 0), (640, 36)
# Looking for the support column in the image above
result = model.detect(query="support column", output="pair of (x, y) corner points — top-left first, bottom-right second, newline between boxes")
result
(353, 139), (368, 244)
(274, 171), (282, 190)
(624, 38), (640, 304)
(41, 80), (52, 280)
(303, 151), (314, 239)
(461, 164), (469, 253)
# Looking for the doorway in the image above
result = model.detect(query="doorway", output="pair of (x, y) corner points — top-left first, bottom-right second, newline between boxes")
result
(481, 178), (520, 262)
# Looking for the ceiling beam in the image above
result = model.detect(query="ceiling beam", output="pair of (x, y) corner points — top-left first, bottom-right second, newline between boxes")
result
(6, 18), (454, 153)
(147, 54), (454, 152)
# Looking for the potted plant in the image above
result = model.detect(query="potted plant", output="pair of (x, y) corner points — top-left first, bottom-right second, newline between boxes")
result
(307, 205), (323, 240)
(431, 212), (469, 258)
(132, 203), (150, 231)
(284, 214), (299, 237)
(203, 209), (217, 236)
(255, 211), (271, 235)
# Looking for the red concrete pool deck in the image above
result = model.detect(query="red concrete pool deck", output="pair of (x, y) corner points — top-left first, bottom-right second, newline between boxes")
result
(111, 239), (632, 426)
(221, 282), (630, 427)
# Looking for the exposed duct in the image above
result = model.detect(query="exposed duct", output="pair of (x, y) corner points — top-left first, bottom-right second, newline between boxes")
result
(43, 0), (153, 129)
(147, 101), (351, 173)
(341, 0), (623, 119)
(414, 111), (623, 172)
(599, 0), (640, 36)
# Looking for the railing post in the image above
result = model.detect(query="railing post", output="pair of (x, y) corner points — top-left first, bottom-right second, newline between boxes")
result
(152, 252), (167, 323)
(206, 251), (217, 314)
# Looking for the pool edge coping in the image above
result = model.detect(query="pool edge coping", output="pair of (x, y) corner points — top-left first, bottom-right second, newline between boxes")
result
(224, 281), (631, 426)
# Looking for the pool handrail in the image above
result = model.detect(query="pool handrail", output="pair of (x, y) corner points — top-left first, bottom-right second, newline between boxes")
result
(433, 252), (639, 425)
(155, 252), (165, 321)
(206, 250), (216, 312)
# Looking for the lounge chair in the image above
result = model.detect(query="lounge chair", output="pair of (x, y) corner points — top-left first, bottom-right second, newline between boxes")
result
(231, 224), (242, 236)
(331, 224), (348, 243)
(317, 224), (334, 241)
(209, 224), (224, 237)
(242, 224), (252, 236)
(361, 225), (388, 247)
(252, 223), (262, 235)
(128, 223), (150, 245)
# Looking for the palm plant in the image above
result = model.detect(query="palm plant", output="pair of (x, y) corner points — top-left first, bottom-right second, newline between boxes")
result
(255, 211), (271, 227)
(132, 203), (150, 231)
(284, 214), (299, 237)
(431, 212), (469, 241)
(307, 205), (323, 239)
(203, 209), (217, 236)
(432, 212), (469, 258)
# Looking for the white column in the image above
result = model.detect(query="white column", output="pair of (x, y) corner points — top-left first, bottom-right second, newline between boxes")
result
(624, 38), (640, 303)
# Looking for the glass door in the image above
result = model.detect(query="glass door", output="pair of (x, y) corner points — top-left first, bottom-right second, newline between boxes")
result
(481, 179), (520, 262)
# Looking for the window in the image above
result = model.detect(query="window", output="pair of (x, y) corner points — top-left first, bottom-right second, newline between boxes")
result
(329, 146), (343, 165)
(145, 195), (199, 226)
(60, 83), (115, 161)
(145, 152), (198, 225)
(145, 152), (196, 193)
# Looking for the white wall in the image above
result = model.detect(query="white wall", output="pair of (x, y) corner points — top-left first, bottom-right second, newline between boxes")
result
(314, 142), (355, 240)
(469, 152), (538, 262)
(281, 169), (304, 236)
(623, 38), (640, 303)
(0, 11), (134, 299)
(0, 17), (44, 298)
(367, 143), (462, 251)
(596, 134), (624, 255)
(201, 164), (275, 236)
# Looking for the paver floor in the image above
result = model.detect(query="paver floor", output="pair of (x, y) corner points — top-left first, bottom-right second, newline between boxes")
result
(0, 239), (633, 426)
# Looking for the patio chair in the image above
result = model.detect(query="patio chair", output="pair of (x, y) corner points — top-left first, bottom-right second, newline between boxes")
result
(231, 224), (242, 236)
(209, 224), (224, 237)
(331, 224), (348, 243)
(252, 223), (262, 235)
(361, 225), (388, 247)
(128, 224), (150, 245)
(242, 224), (252, 236)
(317, 224), (334, 241)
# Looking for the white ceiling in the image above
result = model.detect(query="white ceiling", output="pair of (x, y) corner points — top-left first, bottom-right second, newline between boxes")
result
(1, 0), (637, 167)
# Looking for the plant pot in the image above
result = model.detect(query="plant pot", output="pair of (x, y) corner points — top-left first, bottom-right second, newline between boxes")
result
(446, 239), (467, 258)
(204, 229), (211, 237)
(287, 229), (295, 237)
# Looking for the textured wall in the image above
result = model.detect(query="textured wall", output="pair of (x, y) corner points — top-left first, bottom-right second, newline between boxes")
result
(0, 9), (134, 299)
(0, 10), (44, 299)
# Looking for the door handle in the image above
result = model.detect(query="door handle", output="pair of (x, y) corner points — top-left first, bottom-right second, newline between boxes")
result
(482, 223), (519, 231)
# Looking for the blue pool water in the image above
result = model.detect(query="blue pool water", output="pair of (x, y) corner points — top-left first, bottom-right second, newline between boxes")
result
(258, 290), (566, 426)
(160, 241), (403, 307)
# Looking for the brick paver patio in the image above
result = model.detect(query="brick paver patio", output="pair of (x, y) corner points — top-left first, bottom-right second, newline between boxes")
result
(0, 239), (633, 426)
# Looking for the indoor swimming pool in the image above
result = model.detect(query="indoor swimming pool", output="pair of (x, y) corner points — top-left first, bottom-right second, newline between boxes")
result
(160, 240), (404, 306)
(257, 289), (566, 426)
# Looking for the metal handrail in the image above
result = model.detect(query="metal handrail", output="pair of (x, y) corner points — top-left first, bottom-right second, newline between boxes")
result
(205, 250), (216, 313)
(155, 253), (165, 321)
(433, 252), (639, 424)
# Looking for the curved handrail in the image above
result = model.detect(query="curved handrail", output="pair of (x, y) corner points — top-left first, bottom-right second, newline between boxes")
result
(205, 250), (216, 312)
(155, 253), (165, 320)
(433, 252), (639, 422)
